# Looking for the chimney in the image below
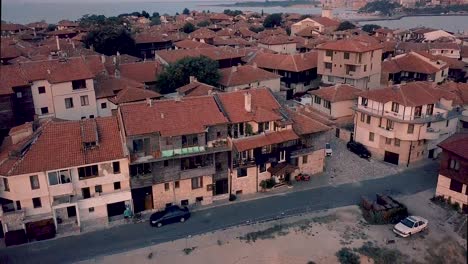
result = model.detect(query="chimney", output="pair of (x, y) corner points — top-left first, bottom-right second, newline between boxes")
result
(146, 98), (153, 107)
(231, 66), (237, 72)
(47, 69), (51, 74)
(101, 55), (106, 64)
(189, 76), (197, 83)
(244, 92), (252, 112)
(71, 41), (75, 49)
(253, 62), (257, 68)
(301, 53), (304, 59)
(55, 36), (60, 51)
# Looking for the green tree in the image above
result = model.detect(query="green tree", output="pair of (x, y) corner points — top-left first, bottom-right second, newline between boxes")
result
(155, 56), (220, 94)
(47, 24), (57, 31)
(152, 12), (160, 18)
(84, 25), (135, 56)
(224, 9), (243, 16)
(182, 22), (195, 33)
(359, 0), (402, 16)
(197, 20), (211, 27)
(263, 13), (282, 28)
(141, 10), (150, 18)
(130, 11), (141, 17)
(150, 12), (161, 26)
(183, 8), (190, 15)
(249, 26), (264, 33)
(336, 21), (356, 31)
(361, 24), (381, 33)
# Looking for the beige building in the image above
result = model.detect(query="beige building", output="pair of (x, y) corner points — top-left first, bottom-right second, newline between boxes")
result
(353, 82), (460, 166)
(258, 36), (298, 55)
(316, 38), (383, 90)
(434, 134), (468, 213)
(309, 84), (360, 119)
(290, 17), (340, 36)
(0, 117), (132, 238)
(218, 65), (281, 92)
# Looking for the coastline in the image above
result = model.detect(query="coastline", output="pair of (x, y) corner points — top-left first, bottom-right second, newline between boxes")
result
(351, 12), (468, 22)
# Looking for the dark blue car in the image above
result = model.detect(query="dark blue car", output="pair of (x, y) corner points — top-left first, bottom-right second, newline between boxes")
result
(150, 205), (191, 227)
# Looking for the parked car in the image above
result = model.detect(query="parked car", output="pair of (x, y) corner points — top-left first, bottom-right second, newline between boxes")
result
(346, 141), (371, 159)
(393, 216), (428, 237)
(325, 143), (332, 156)
(150, 205), (191, 227)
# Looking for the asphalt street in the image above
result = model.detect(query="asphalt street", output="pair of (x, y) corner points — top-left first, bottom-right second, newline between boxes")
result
(0, 162), (438, 264)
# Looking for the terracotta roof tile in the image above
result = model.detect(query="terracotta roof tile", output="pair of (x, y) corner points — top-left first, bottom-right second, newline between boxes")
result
(119, 61), (161, 83)
(232, 130), (299, 152)
(177, 81), (215, 97)
(109, 87), (161, 105)
(439, 82), (468, 105)
(247, 51), (318, 72)
(156, 47), (244, 64)
(18, 57), (94, 83)
(120, 96), (228, 137)
(316, 38), (383, 53)
(438, 133), (468, 160)
(94, 75), (145, 99)
(174, 39), (214, 49)
(219, 65), (280, 87)
(309, 84), (360, 103)
(259, 35), (297, 45)
(0, 65), (30, 95)
(0, 117), (124, 176)
(190, 28), (217, 39)
(286, 108), (331, 136)
(382, 52), (447, 74)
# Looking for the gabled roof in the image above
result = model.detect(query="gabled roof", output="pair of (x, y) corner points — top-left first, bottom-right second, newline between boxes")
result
(217, 88), (282, 123)
(309, 84), (360, 103)
(309, 17), (340, 27)
(109, 87), (162, 105)
(259, 35), (297, 45)
(316, 38), (383, 52)
(219, 65), (280, 87)
(156, 47), (244, 64)
(134, 32), (172, 44)
(0, 65), (30, 95)
(176, 81), (215, 97)
(382, 52), (447, 74)
(286, 108), (331, 136)
(358, 82), (456, 107)
(190, 28), (217, 39)
(119, 61), (161, 83)
(120, 96), (228, 137)
(232, 130), (299, 152)
(174, 39), (214, 49)
(0, 117), (124, 176)
(439, 82), (468, 105)
(438, 133), (468, 160)
(247, 51), (318, 72)
(94, 75), (145, 99)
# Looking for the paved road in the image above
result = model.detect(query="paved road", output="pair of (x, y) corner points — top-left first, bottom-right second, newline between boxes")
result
(0, 162), (438, 264)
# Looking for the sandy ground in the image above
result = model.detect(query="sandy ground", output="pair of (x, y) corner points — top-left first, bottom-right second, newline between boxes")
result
(80, 190), (466, 264)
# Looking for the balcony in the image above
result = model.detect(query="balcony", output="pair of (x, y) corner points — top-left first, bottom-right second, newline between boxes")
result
(78, 190), (132, 208)
(49, 182), (73, 196)
(421, 127), (440, 140)
(180, 165), (216, 180)
(130, 173), (154, 189)
(377, 126), (395, 139)
(233, 158), (256, 168)
(354, 105), (459, 124)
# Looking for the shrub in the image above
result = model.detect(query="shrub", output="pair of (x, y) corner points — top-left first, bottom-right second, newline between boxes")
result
(336, 248), (360, 264)
(358, 242), (402, 264)
(260, 178), (276, 189)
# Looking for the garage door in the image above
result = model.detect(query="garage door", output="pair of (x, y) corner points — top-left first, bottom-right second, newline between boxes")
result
(384, 151), (399, 165)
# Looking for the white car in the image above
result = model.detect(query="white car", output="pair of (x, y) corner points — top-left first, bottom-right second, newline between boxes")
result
(393, 216), (428, 237)
(325, 143), (332, 157)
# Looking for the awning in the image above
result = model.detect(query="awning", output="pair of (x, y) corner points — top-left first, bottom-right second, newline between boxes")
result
(267, 162), (298, 176)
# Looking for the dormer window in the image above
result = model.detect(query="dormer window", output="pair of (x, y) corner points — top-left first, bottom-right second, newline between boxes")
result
(426, 104), (434, 115)
(84, 141), (97, 149)
(391, 102), (399, 113)
(361, 97), (368, 106)
(72, 79), (87, 90)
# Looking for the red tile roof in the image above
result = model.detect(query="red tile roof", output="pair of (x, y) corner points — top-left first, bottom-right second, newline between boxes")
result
(0, 65), (30, 95)
(382, 52), (447, 74)
(94, 75), (145, 99)
(286, 108), (331, 136)
(156, 47), (245, 64)
(109, 87), (161, 104)
(247, 51), (318, 72)
(438, 133), (468, 160)
(310, 17), (340, 27)
(174, 39), (214, 49)
(259, 35), (297, 45)
(232, 130), (299, 152)
(176, 81), (215, 97)
(120, 96), (228, 137)
(134, 32), (172, 44)
(439, 82), (468, 105)
(358, 82), (457, 107)
(190, 28), (217, 39)
(18, 57), (94, 83)
(217, 88), (282, 123)
(219, 65), (280, 87)
(316, 38), (383, 53)
(119, 61), (161, 83)
(0, 117), (125, 176)
(309, 84), (360, 103)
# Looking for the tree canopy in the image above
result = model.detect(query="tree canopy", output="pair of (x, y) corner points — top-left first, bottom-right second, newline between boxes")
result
(197, 20), (211, 27)
(182, 22), (196, 33)
(150, 12), (161, 26)
(183, 8), (190, 15)
(263, 13), (282, 28)
(224, 9), (243, 16)
(336, 21), (356, 31)
(155, 56), (220, 94)
(358, 0), (401, 16)
(84, 25), (135, 56)
(361, 24), (382, 33)
(79, 14), (124, 28)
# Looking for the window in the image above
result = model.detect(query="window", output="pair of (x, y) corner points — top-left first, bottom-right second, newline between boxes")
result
(426, 104), (434, 115)
(344, 52), (350, 60)
(16, 92), (22, 98)
(407, 124), (414, 134)
(196, 196), (203, 202)
(391, 102), (399, 113)
(386, 119), (394, 130)
(78, 165), (99, 179)
(314, 96), (322, 104)
(346, 65), (356, 74)
(261, 145), (271, 154)
(325, 50), (333, 57)
(82, 187), (91, 199)
(386, 138), (392, 145)
(112, 161), (120, 174)
(303, 155), (308, 164)
(369, 132), (374, 142)
(165, 203), (173, 208)
(80, 95), (89, 106)
(182, 134), (199, 147)
(414, 106), (422, 118)
(89, 207), (95, 213)
(237, 168), (247, 177)
(216, 162), (222, 171)
(427, 122), (431, 128)
(361, 97), (368, 106)
(72, 79), (87, 90)
(164, 183), (170, 191)
(114, 182), (121, 190)
(449, 159), (460, 171)
(446, 120), (450, 127)
(89, 115), (94, 118)
(130, 163), (152, 176)
(3, 178), (9, 192)
(191, 176), (203, 189)
(259, 163), (266, 172)
(65, 98), (74, 109)
(30, 175), (40, 190)
(41, 107), (49, 114)
(164, 160), (169, 167)
(32, 197), (42, 208)
(101, 102), (107, 109)
(279, 150), (286, 161)
(324, 62), (332, 70)
(394, 139), (400, 147)
(364, 65), (367, 72)
(16, 201), (21, 210)
(175, 181), (180, 189)
(38, 86), (46, 94)
(366, 115), (371, 124)
(449, 179), (463, 193)
(360, 113), (365, 122)
(181, 200), (189, 206)
(324, 100), (331, 109)
(95, 185), (102, 193)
